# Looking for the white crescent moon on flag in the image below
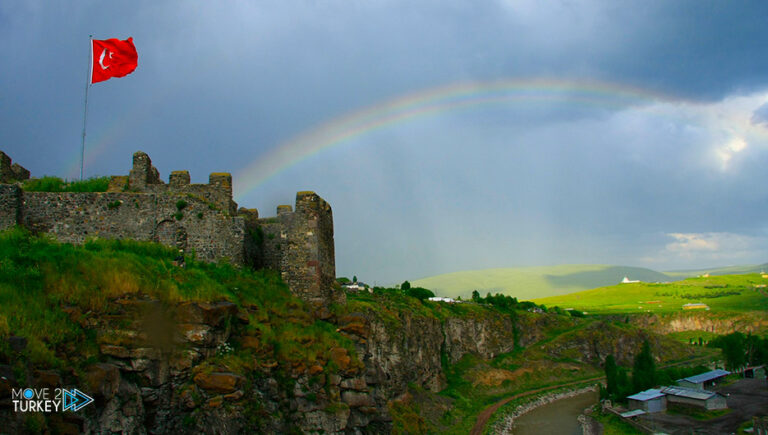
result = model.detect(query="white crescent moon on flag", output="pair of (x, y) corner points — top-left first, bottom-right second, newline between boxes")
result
(99, 49), (111, 70)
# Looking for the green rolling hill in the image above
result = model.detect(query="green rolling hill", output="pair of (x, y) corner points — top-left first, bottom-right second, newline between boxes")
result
(664, 263), (768, 278)
(533, 273), (768, 315)
(411, 264), (675, 301)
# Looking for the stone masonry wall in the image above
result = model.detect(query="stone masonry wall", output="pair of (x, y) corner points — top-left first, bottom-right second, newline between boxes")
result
(258, 192), (343, 309)
(0, 150), (338, 309)
(0, 151), (30, 184)
(123, 151), (238, 215)
(0, 185), (21, 230)
(21, 192), (246, 264)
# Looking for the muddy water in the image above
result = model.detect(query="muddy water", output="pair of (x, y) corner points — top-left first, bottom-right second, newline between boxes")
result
(511, 390), (598, 435)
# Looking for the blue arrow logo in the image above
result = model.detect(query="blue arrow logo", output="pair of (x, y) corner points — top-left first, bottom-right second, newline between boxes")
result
(62, 389), (94, 412)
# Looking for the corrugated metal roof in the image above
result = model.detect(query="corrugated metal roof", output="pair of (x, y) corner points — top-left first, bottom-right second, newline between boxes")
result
(620, 409), (646, 418)
(661, 386), (717, 400)
(677, 369), (731, 384)
(627, 389), (665, 401)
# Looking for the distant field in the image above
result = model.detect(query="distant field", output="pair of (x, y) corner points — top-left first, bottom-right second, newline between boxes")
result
(412, 264), (674, 300)
(533, 274), (768, 314)
(664, 263), (768, 278)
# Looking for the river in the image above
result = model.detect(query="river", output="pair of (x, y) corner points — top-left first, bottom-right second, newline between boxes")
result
(509, 390), (598, 435)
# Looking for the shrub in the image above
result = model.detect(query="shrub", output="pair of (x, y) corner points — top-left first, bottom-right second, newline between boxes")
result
(22, 176), (110, 192)
(405, 287), (434, 301)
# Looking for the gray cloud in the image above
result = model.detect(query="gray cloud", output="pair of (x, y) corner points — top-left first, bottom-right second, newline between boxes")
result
(3, 1), (768, 283)
(752, 102), (768, 126)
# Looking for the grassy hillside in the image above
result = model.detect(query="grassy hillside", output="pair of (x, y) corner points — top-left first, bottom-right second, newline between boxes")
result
(0, 227), (357, 371)
(665, 263), (768, 278)
(534, 273), (768, 315)
(412, 264), (673, 300)
(0, 228), (715, 434)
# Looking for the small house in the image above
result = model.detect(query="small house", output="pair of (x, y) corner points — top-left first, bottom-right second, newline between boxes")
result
(676, 369), (730, 390)
(627, 389), (667, 413)
(661, 386), (727, 410)
(342, 282), (369, 292)
(621, 276), (640, 284)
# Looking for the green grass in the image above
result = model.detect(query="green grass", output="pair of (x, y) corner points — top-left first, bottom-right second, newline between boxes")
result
(591, 409), (644, 434)
(412, 264), (675, 300)
(343, 286), (708, 434)
(534, 274), (768, 314)
(344, 287), (509, 327)
(665, 330), (721, 345)
(21, 176), (110, 192)
(0, 227), (360, 374)
(665, 263), (768, 278)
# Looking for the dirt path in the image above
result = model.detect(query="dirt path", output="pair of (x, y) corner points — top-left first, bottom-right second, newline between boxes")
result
(470, 355), (713, 435)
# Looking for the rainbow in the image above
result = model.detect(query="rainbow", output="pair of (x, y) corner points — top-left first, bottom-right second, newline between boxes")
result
(63, 85), (174, 179)
(233, 78), (691, 200)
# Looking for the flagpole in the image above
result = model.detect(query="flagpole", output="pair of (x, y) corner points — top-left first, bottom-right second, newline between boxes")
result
(80, 35), (92, 181)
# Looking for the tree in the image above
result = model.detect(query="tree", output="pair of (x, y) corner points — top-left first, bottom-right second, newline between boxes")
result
(604, 355), (618, 398)
(406, 287), (434, 302)
(616, 367), (632, 401)
(353, 275), (357, 283)
(401, 280), (411, 290)
(632, 341), (656, 392)
(471, 290), (480, 302)
(752, 336), (768, 366)
(712, 332), (747, 371)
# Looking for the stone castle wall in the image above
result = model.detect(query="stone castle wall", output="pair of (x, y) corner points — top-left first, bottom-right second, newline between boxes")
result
(0, 185), (22, 230)
(0, 151), (30, 184)
(257, 192), (342, 309)
(20, 191), (247, 264)
(0, 151), (340, 309)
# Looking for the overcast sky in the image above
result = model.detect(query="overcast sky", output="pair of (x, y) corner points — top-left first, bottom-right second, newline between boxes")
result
(3, 1), (768, 284)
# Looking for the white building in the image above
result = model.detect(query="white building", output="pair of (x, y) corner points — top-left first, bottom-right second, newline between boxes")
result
(428, 296), (459, 303)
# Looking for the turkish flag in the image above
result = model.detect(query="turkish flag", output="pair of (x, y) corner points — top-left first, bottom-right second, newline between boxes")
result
(91, 37), (138, 84)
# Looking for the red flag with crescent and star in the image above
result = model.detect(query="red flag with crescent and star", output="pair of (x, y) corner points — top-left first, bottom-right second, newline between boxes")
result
(91, 37), (138, 84)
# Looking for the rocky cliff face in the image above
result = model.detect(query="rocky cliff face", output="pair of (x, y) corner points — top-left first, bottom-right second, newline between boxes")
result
(627, 311), (768, 335)
(442, 316), (515, 364)
(539, 321), (695, 366)
(0, 294), (525, 434)
(1, 295), (371, 434)
(330, 306), (520, 424)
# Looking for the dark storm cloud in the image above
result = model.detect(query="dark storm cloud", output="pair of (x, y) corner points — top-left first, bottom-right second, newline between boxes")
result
(2, 1), (768, 283)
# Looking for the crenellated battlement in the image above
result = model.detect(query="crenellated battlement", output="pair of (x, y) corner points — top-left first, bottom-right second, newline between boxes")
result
(108, 151), (238, 214)
(0, 151), (342, 310)
(255, 191), (341, 310)
(0, 151), (30, 184)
